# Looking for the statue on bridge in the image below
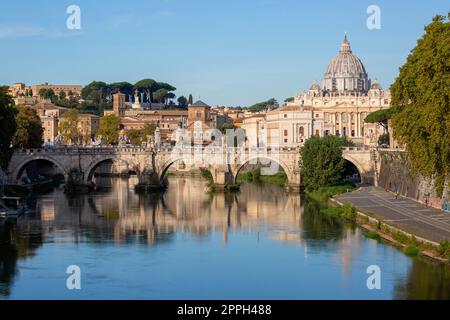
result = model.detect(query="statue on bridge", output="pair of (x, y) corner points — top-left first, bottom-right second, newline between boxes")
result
(154, 122), (161, 148)
(54, 134), (65, 145)
(91, 135), (103, 146)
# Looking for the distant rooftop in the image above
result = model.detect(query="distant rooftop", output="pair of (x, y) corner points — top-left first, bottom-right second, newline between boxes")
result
(190, 100), (210, 108)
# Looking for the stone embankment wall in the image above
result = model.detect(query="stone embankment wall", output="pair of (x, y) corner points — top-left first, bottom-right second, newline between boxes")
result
(377, 151), (449, 212)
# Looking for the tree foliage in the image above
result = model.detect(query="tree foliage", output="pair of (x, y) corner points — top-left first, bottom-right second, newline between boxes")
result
(12, 106), (43, 148)
(153, 88), (169, 103)
(0, 86), (17, 169)
(81, 81), (110, 104)
(300, 135), (354, 191)
(134, 79), (177, 103)
(177, 96), (188, 108)
(364, 108), (395, 131)
(126, 123), (156, 146)
(127, 129), (144, 146)
(38, 88), (56, 100)
(390, 14), (450, 195)
(97, 114), (122, 145)
(247, 98), (278, 113)
(110, 82), (133, 96)
(59, 109), (79, 144)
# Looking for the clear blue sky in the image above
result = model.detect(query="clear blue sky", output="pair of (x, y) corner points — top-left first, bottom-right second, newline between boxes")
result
(1, 0), (448, 106)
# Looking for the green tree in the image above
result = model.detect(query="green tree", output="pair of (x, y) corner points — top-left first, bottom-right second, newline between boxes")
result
(110, 82), (133, 97)
(177, 96), (188, 108)
(59, 109), (79, 144)
(0, 86), (17, 169)
(284, 97), (294, 103)
(300, 135), (354, 191)
(390, 14), (450, 195)
(11, 107), (43, 148)
(81, 81), (110, 104)
(247, 98), (278, 113)
(38, 88), (55, 100)
(134, 79), (157, 103)
(153, 88), (169, 103)
(127, 129), (144, 146)
(364, 108), (395, 133)
(156, 82), (176, 92)
(126, 123), (156, 146)
(97, 114), (121, 145)
(58, 90), (66, 100)
(188, 94), (193, 105)
(143, 122), (156, 136)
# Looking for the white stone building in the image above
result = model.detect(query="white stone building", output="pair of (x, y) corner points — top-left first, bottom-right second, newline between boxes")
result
(242, 34), (391, 148)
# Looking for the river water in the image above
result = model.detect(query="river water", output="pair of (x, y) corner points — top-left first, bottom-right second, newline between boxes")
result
(0, 176), (449, 299)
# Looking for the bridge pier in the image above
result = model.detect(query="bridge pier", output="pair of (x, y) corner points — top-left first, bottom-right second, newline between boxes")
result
(284, 171), (301, 192)
(209, 169), (239, 192)
(65, 169), (93, 194)
(135, 170), (167, 192)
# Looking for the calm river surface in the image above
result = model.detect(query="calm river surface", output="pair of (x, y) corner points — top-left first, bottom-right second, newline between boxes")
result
(1, 176), (449, 299)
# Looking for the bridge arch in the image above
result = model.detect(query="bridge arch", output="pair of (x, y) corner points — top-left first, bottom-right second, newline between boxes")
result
(85, 157), (130, 183)
(342, 154), (366, 184)
(11, 156), (66, 182)
(233, 155), (294, 185)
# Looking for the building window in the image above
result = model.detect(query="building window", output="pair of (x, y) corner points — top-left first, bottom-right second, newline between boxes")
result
(315, 114), (319, 118)
(299, 126), (304, 136)
(351, 130), (355, 137)
(284, 138), (288, 143)
(325, 130), (329, 136)
(284, 129), (288, 137)
(315, 129), (320, 136)
(336, 130), (340, 136)
(284, 114), (287, 118)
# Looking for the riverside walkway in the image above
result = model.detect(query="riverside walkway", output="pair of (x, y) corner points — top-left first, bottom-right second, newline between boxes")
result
(336, 186), (450, 243)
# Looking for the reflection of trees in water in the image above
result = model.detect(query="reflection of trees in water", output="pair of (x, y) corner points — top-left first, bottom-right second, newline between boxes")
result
(394, 259), (450, 300)
(301, 195), (345, 242)
(0, 221), (43, 297)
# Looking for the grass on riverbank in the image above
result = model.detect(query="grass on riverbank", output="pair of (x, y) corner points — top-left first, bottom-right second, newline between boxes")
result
(320, 202), (357, 222)
(236, 169), (287, 187)
(363, 231), (381, 240)
(304, 182), (358, 224)
(359, 215), (450, 262)
(306, 183), (357, 203)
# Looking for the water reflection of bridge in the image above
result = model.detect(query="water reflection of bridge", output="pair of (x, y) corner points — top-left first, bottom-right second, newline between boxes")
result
(33, 177), (303, 245)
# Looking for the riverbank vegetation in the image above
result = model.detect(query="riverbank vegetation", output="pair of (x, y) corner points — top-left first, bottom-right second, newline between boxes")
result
(343, 206), (450, 262)
(306, 183), (356, 203)
(236, 168), (287, 187)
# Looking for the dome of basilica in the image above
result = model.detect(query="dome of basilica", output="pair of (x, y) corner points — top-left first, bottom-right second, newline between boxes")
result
(322, 34), (369, 93)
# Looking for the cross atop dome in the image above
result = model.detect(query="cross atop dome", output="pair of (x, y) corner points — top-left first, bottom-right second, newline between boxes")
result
(340, 32), (351, 53)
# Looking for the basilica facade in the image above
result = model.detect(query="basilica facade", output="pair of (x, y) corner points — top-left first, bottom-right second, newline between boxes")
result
(242, 35), (391, 148)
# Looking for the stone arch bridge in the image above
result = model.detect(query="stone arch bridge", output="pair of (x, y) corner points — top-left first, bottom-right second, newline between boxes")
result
(6, 145), (376, 192)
